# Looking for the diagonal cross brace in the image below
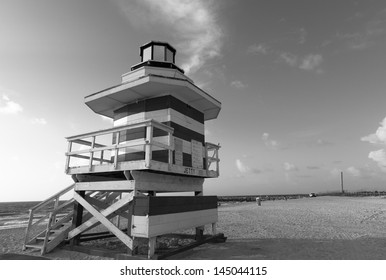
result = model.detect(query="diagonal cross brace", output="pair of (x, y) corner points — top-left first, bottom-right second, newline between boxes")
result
(68, 192), (134, 249)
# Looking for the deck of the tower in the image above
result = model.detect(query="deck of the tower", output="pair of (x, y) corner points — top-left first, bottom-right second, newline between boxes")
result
(65, 119), (220, 179)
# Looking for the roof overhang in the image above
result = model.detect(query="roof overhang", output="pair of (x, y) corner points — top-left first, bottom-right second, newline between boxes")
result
(85, 74), (221, 121)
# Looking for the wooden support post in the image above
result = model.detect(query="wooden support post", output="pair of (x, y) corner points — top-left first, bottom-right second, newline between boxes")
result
(71, 191), (85, 246)
(211, 223), (217, 235)
(70, 192), (133, 250)
(148, 237), (156, 259)
(195, 191), (204, 240)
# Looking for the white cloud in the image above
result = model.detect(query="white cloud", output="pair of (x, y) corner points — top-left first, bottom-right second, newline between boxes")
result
(368, 149), (386, 172)
(299, 54), (323, 71)
(116, 0), (222, 74)
(283, 162), (298, 172)
(235, 159), (261, 174)
(362, 117), (386, 172)
(247, 43), (269, 55)
(30, 118), (47, 125)
(0, 94), (23, 114)
(236, 159), (250, 173)
(330, 168), (342, 176)
(230, 80), (247, 89)
(361, 117), (386, 145)
(279, 52), (298, 67)
(347, 166), (361, 177)
(262, 133), (280, 150)
(279, 52), (323, 72)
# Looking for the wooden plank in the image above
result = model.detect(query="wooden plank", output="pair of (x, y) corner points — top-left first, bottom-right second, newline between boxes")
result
(75, 181), (135, 191)
(191, 140), (203, 169)
(69, 192), (134, 249)
(131, 170), (204, 192)
(174, 138), (183, 166)
(148, 237), (156, 259)
(131, 209), (218, 238)
(85, 195), (129, 219)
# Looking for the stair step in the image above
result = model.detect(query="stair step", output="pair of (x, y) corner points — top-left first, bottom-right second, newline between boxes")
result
(24, 244), (43, 249)
(36, 235), (57, 241)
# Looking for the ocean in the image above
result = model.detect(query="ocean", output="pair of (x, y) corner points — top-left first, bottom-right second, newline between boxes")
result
(0, 201), (62, 230)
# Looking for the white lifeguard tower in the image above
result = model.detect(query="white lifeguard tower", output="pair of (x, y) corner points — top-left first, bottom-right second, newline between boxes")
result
(23, 41), (223, 259)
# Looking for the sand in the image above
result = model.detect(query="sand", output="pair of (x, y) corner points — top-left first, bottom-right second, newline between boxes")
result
(1, 196), (386, 260)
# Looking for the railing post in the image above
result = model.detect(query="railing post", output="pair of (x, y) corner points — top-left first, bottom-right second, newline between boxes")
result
(23, 209), (34, 250)
(89, 136), (96, 171)
(216, 148), (220, 176)
(205, 144), (209, 170)
(114, 131), (120, 169)
(52, 197), (60, 225)
(100, 150), (104, 165)
(145, 123), (153, 167)
(65, 141), (72, 173)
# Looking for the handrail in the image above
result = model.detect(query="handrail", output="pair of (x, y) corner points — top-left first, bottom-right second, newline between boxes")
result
(23, 184), (75, 251)
(30, 184), (75, 211)
(65, 119), (175, 172)
(66, 119), (173, 141)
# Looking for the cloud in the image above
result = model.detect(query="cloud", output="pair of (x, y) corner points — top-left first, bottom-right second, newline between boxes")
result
(346, 166), (361, 177)
(279, 52), (298, 67)
(330, 168), (342, 176)
(368, 149), (386, 172)
(230, 80), (247, 89)
(247, 43), (270, 55)
(235, 159), (261, 174)
(361, 117), (386, 145)
(362, 117), (386, 172)
(279, 52), (323, 72)
(30, 118), (47, 125)
(280, 53), (323, 71)
(116, 0), (223, 74)
(299, 54), (323, 71)
(262, 133), (281, 150)
(0, 94), (23, 114)
(283, 162), (298, 172)
(338, 9), (386, 51)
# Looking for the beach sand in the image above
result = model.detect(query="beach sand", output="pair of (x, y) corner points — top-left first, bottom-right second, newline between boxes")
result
(1, 196), (386, 260)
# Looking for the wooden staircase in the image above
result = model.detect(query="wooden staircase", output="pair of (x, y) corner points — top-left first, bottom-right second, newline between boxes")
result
(23, 184), (75, 255)
(22, 184), (130, 255)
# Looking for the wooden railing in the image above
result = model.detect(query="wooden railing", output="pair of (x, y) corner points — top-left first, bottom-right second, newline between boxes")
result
(65, 119), (174, 172)
(205, 142), (220, 175)
(23, 184), (75, 251)
(65, 119), (221, 176)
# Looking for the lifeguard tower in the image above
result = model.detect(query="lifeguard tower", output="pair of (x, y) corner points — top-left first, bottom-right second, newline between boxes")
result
(23, 41), (223, 259)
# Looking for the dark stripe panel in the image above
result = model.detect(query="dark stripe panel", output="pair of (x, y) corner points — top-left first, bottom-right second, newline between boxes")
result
(163, 122), (205, 144)
(133, 196), (217, 216)
(113, 95), (204, 123)
(116, 151), (206, 169)
(112, 122), (204, 144)
(115, 150), (169, 163)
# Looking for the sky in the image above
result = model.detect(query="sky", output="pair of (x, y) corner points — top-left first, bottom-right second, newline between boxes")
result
(1, 0), (386, 201)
